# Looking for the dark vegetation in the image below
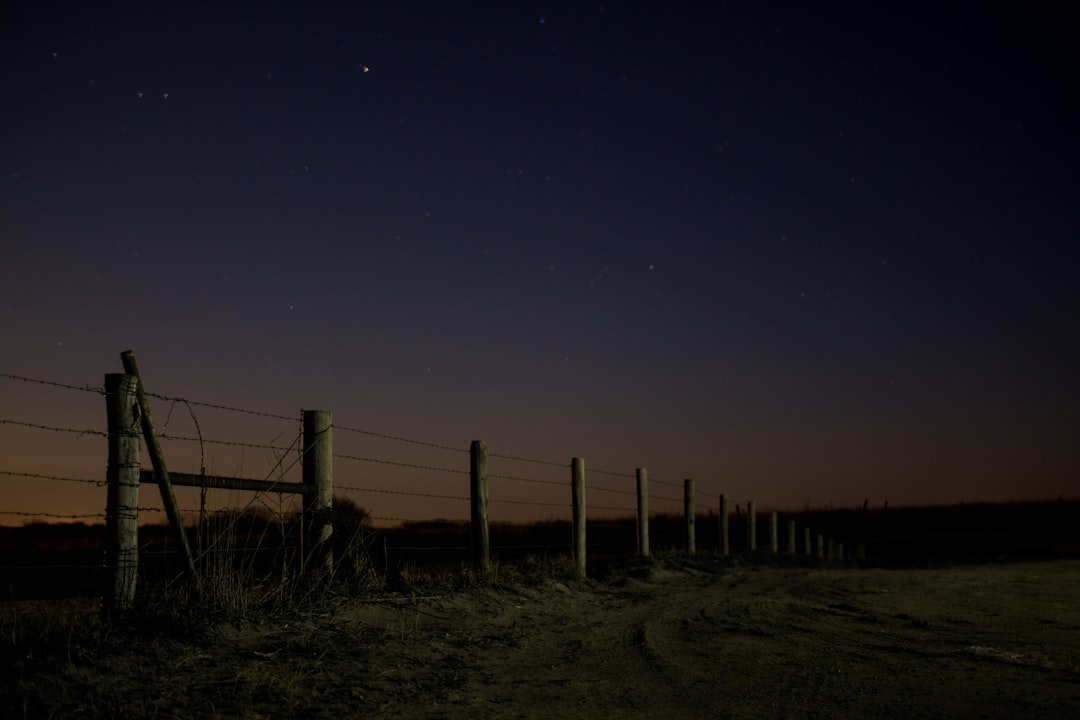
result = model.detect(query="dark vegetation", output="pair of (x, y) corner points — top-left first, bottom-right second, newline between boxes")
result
(3, 499), (1079, 603)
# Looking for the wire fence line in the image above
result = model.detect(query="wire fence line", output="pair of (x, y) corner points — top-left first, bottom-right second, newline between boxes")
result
(0, 470), (104, 486)
(334, 452), (470, 476)
(336, 484), (469, 503)
(158, 432), (299, 454)
(0, 510), (104, 520)
(335, 423), (467, 454)
(0, 371), (105, 395)
(0, 418), (108, 438)
(3, 367), (726, 547)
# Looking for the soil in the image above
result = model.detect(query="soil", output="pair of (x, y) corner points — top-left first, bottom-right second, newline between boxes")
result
(5, 556), (1080, 719)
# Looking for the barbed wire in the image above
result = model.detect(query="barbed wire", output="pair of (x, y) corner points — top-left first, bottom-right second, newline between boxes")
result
(334, 452), (469, 476)
(487, 472), (564, 487)
(336, 484), (469, 502)
(588, 485), (636, 497)
(0, 418), (107, 438)
(589, 505), (635, 513)
(588, 467), (634, 478)
(0, 469), (104, 486)
(143, 390), (297, 422)
(158, 432), (297, 453)
(650, 477), (683, 489)
(0, 510), (103, 520)
(488, 451), (567, 468)
(372, 516), (467, 526)
(334, 424), (467, 453)
(0, 371), (104, 395)
(489, 498), (569, 508)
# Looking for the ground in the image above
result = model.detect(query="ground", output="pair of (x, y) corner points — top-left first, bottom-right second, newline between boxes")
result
(5, 557), (1080, 719)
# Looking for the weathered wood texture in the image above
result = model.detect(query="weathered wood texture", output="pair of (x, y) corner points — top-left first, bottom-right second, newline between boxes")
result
(302, 410), (333, 571)
(470, 440), (490, 572)
(636, 468), (649, 557)
(104, 373), (139, 620)
(571, 457), (586, 579)
(120, 350), (196, 577)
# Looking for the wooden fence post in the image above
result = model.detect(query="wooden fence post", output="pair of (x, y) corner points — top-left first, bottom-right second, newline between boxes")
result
(769, 511), (779, 554)
(636, 468), (649, 557)
(571, 457), (586, 579)
(748, 501), (757, 552)
(720, 494), (729, 556)
(684, 478), (696, 554)
(804, 527), (812, 556)
(787, 520), (796, 555)
(470, 440), (490, 573)
(816, 533), (825, 559)
(104, 373), (140, 620)
(302, 410), (333, 572)
(120, 351), (196, 579)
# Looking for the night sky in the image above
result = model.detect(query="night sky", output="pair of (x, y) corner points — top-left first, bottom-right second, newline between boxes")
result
(2, 2), (1078, 525)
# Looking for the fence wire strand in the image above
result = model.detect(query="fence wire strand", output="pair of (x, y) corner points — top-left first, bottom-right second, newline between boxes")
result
(0, 371), (104, 395)
(337, 484), (469, 503)
(335, 424), (466, 453)
(0, 418), (107, 438)
(488, 451), (567, 468)
(0, 510), (104, 520)
(334, 452), (469, 476)
(1, 469), (104, 486)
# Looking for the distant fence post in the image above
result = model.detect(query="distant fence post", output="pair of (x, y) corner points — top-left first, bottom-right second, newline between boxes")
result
(571, 457), (586, 579)
(769, 511), (779, 554)
(471, 440), (490, 573)
(104, 373), (140, 620)
(684, 478), (696, 554)
(302, 410), (333, 572)
(636, 468), (649, 557)
(720, 494), (729, 556)
(748, 501), (757, 552)
(787, 520), (796, 555)
(816, 533), (825, 559)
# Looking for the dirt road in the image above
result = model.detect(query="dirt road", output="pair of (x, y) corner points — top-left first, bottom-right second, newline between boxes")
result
(7, 557), (1080, 718)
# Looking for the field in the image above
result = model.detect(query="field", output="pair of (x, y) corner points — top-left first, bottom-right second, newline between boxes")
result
(3, 502), (1080, 718)
(3, 555), (1080, 719)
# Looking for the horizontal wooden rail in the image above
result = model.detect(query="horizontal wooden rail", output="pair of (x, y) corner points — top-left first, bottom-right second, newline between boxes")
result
(138, 470), (312, 495)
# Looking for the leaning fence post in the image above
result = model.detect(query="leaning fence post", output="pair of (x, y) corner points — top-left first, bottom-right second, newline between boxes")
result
(684, 478), (696, 554)
(571, 457), (586, 579)
(104, 373), (140, 620)
(748, 501), (757, 552)
(470, 440), (490, 573)
(120, 351), (196, 580)
(302, 410), (333, 572)
(636, 468), (649, 557)
(720, 494), (729, 556)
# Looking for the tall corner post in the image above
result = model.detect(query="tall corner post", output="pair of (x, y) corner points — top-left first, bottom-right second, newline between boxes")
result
(104, 373), (140, 620)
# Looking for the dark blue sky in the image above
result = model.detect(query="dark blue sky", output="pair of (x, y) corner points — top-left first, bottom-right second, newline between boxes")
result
(2, 2), (1078, 523)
